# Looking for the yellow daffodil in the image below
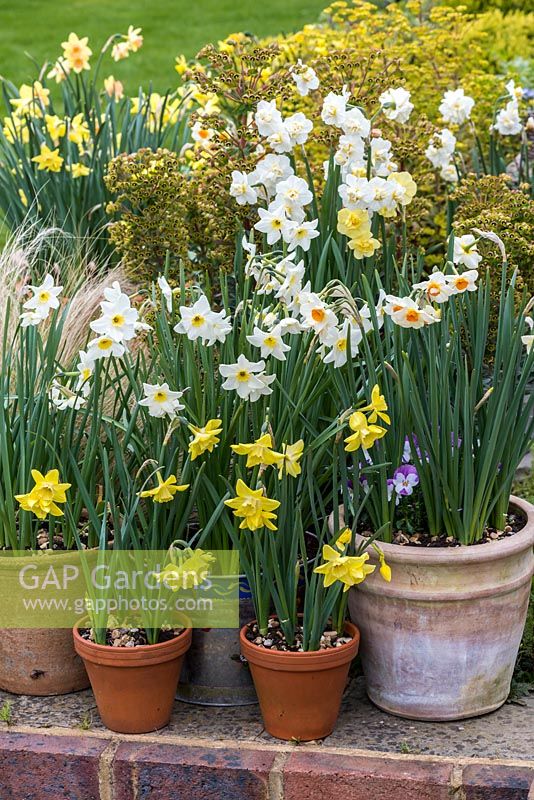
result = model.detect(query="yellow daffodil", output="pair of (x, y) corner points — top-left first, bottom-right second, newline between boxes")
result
(314, 545), (375, 591)
(138, 473), (189, 503)
(155, 549), (214, 590)
(387, 171), (417, 204)
(361, 384), (390, 425)
(15, 469), (71, 520)
(188, 419), (223, 460)
(344, 411), (387, 452)
(231, 433), (281, 468)
(66, 163), (91, 178)
(224, 479), (280, 531)
(337, 208), (371, 238)
(274, 439), (304, 478)
(62, 33), (92, 73)
(31, 144), (63, 173)
(379, 553), (392, 582)
(348, 232), (381, 259)
(45, 114), (66, 143)
(10, 82), (50, 117)
(335, 528), (352, 552)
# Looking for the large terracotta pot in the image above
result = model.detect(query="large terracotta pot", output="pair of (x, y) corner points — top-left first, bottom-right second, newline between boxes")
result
(347, 495), (534, 721)
(0, 629), (89, 695)
(240, 620), (359, 741)
(0, 549), (91, 695)
(73, 626), (192, 733)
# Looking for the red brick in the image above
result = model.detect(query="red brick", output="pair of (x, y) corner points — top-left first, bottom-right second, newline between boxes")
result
(283, 751), (452, 800)
(463, 764), (534, 800)
(0, 732), (109, 800)
(113, 741), (276, 800)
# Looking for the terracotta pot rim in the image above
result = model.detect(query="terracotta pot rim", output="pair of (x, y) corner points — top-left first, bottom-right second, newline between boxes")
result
(73, 625), (192, 666)
(240, 619), (359, 671)
(353, 495), (534, 565)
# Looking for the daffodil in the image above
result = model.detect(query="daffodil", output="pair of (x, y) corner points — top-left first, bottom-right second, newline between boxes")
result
(155, 549), (214, 590)
(344, 412), (387, 452)
(335, 528), (352, 551)
(224, 479), (280, 531)
(379, 552), (392, 582)
(139, 473), (189, 503)
(231, 434), (281, 468)
(188, 419), (223, 460)
(361, 385), (390, 425)
(314, 545), (375, 591)
(274, 439), (304, 478)
(31, 144), (63, 173)
(62, 32), (92, 73)
(337, 208), (370, 238)
(15, 469), (71, 520)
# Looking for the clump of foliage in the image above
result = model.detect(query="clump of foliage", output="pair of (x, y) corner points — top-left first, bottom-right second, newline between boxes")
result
(452, 175), (534, 297)
(105, 148), (190, 282)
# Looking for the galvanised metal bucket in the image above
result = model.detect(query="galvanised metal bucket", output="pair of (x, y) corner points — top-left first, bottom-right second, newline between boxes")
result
(176, 577), (257, 706)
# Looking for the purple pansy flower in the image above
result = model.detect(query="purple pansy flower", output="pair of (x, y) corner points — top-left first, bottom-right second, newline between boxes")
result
(392, 464), (419, 497)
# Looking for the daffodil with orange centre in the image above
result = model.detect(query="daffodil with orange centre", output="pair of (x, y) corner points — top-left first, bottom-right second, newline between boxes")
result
(224, 479), (280, 531)
(138, 473), (189, 503)
(188, 419), (223, 461)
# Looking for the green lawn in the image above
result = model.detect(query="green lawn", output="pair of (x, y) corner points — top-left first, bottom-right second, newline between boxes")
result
(0, 0), (327, 93)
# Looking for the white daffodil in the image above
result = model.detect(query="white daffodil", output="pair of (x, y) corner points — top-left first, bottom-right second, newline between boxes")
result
(338, 175), (374, 210)
(157, 275), (173, 312)
(49, 380), (86, 411)
(494, 101), (522, 136)
(19, 310), (45, 327)
(522, 317), (533, 354)
(191, 120), (214, 146)
(174, 294), (227, 345)
(366, 177), (396, 214)
(299, 293), (338, 337)
(505, 80), (524, 102)
(90, 285), (139, 342)
(385, 296), (440, 328)
(452, 234), (482, 270)
(76, 350), (94, 393)
(219, 355), (272, 400)
(334, 134), (365, 167)
(445, 270), (479, 295)
(321, 88), (350, 127)
(322, 320), (362, 368)
(87, 336), (126, 361)
(23, 274), (63, 319)
(139, 382), (185, 418)
(246, 325), (291, 361)
(439, 88), (474, 125)
(229, 170), (258, 206)
(425, 128), (457, 169)
(254, 204), (288, 245)
(254, 100), (283, 137)
(413, 272), (454, 303)
(440, 163), (459, 183)
(265, 124), (292, 154)
(274, 175), (313, 218)
(282, 219), (320, 252)
(379, 87), (414, 124)
(284, 112), (313, 147)
(249, 154), (293, 197)
(292, 60), (319, 96)
(370, 137), (395, 177)
(341, 107), (370, 138)
(248, 372), (276, 402)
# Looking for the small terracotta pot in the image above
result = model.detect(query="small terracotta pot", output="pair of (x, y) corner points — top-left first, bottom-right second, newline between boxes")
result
(240, 620), (359, 741)
(345, 495), (534, 721)
(0, 628), (89, 695)
(73, 627), (192, 733)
